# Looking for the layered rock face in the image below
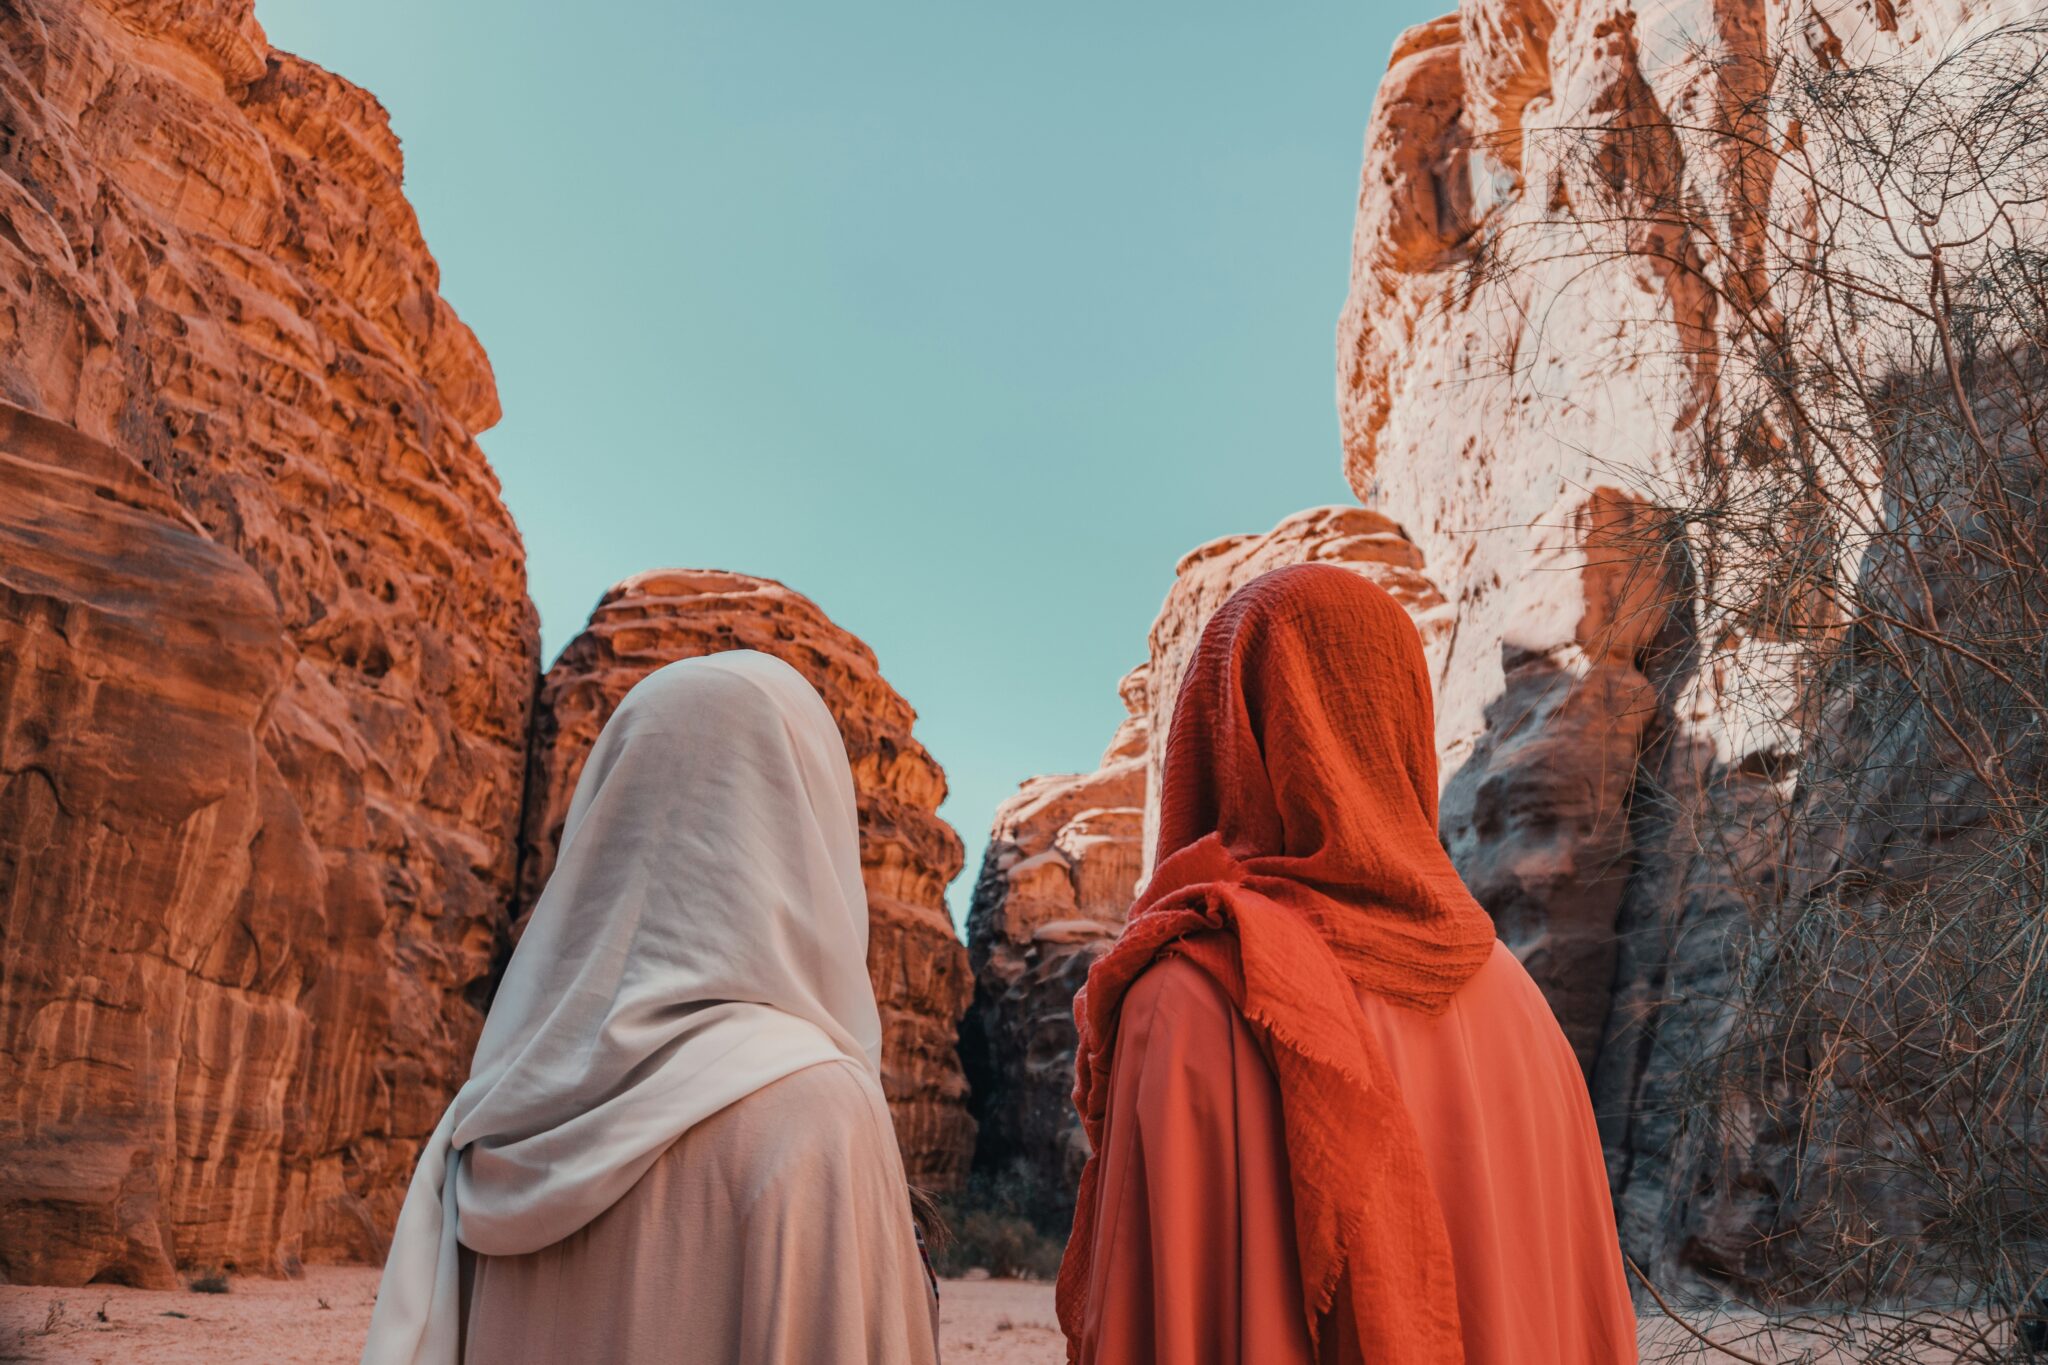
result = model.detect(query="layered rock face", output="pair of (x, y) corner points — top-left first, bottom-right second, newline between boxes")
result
(0, 0), (985, 1277)
(519, 570), (975, 1191)
(1337, 0), (1994, 1281)
(0, 0), (535, 1282)
(959, 668), (1148, 1218)
(963, 506), (1455, 1209)
(0, 403), (309, 1287)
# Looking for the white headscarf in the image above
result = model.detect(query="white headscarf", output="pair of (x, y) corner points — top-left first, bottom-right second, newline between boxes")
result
(360, 650), (882, 1365)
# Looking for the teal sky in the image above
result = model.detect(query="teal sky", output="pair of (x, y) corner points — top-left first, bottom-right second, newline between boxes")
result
(255, 0), (1446, 929)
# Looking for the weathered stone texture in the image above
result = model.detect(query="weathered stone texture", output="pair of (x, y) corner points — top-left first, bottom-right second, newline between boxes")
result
(0, 402), (313, 1286)
(960, 666), (1148, 1217)
(1337, 0), (1990, 1281)
(518, 570), (974, 1191)
(0, 0), (535, 1281)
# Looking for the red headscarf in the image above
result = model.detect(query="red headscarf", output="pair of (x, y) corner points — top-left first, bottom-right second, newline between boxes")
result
(1056, 563), (1498, 1362)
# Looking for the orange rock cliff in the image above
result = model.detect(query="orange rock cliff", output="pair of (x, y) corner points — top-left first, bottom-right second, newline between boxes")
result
(0, 0), (533, 1285)
(0, 0), (972, 1283)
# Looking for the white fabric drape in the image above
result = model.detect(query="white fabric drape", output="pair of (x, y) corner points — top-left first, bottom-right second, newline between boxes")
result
(360, 649), (883, 1365)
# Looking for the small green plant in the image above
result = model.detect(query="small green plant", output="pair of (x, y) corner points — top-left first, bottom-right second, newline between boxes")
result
(187, 1270), (229, 1295)
(926, 1163), (1068, 1282)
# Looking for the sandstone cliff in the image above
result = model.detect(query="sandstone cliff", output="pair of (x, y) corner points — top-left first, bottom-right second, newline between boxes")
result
(520, 570), (975, 1191)
(1337, 0), (2008, 1285)
(0, 0), (985, 1276)
(0, 0), (534, 1282)
(0, 403), (309, 1287)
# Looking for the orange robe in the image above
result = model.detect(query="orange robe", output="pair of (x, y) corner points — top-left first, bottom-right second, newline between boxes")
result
(1071, 943), (1638, 1365)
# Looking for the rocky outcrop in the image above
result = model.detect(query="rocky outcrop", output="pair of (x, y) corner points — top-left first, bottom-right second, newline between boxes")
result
(0, 0), (535, 1282)
(1335, 0), (1774, 1276)
(959, 668), (1148, 1219)
(962, 506), (1456, 1212)
(0, 403), (312, 1288)
(1337, 0), (1997, 1286)
(0, 0), (988, 1276)
(519, 570), (974, 1191)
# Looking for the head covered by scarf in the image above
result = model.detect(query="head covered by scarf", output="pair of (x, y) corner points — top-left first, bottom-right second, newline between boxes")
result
(361, 650), (881, 1365)
(1056, 563), (1499, 1363)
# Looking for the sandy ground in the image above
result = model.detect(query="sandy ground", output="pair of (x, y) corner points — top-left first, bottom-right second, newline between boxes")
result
(0, 1267), (1065, 1364)
(1, 1269), (1994, 1363)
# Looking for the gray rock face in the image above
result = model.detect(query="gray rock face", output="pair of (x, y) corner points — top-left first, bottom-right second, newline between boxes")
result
(961, 669), (1147, 1221)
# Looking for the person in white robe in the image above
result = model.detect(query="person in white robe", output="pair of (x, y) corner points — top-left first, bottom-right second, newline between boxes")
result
(359, 649), (940, 1365)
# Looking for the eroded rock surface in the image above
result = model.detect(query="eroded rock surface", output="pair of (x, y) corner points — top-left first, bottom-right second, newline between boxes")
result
(0, 0), (535, 1281)
(960, 668), (1148, 1218)
(519, 570), (974, 1191)
(1336, 0), (1778, 1276)
(0, 404), (311, 1288)
(1337, 0), (1992, 1282)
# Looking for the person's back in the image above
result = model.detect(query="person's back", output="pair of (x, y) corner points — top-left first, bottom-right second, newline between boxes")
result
(360, 651), (940, 1365)
(1353, 943), (1635, 1362)
(1077, 946), (1635, 1365)
(1059, 564), (1638, 1365)
(461, 1058), (937, 1365)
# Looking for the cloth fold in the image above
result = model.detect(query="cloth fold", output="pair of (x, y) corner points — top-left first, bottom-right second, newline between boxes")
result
(361, 650), (884, 1365)
(1057, 563), (1499, 1364)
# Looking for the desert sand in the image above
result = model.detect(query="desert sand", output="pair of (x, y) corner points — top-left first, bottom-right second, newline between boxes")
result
(0, 1268), (1065, 1364)
(4, 1266), (1981, 1363)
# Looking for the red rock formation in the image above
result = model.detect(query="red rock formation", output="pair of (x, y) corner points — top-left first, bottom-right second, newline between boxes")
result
(0, 0), (535, 1282)
(0, 403), (315, 1288)
(519, 570), (974, 1191)
(960, 667), (1148, 1218)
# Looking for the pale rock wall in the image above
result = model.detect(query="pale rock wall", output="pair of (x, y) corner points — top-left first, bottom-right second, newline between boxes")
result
(1337, 0), (2003, 1278)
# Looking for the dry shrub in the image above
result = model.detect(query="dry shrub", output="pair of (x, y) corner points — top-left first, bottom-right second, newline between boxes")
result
(1470, 17), (2048, 1361)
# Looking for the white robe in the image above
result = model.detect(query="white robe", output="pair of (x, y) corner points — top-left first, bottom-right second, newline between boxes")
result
(360, 650), (936, 1365)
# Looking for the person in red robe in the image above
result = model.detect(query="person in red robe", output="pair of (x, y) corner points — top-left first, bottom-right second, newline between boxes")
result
(1057, 563), (1638, 1365)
